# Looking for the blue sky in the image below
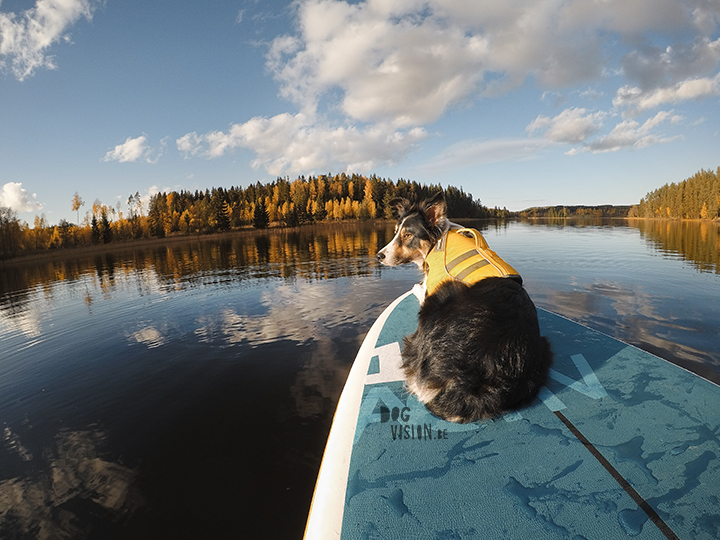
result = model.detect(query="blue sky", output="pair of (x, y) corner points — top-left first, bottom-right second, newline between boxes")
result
(1, 0), (719, 224)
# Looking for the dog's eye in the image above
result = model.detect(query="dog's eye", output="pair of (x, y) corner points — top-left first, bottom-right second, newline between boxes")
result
(402, 232), (413, 240)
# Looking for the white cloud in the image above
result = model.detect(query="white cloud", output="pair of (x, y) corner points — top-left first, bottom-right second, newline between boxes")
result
(613, 73), (720, 116)
(138, 185), (171, 214)
(266, 0), (720, 128)
(268, 0), (490, 126)
(559, 0), (705, 36)
(581, 111), (682, 153)
(419, 138), (550, 173)
(103, 135), (165, 164)
(177, 112), (427, 176)
(527, 108), (606, 144)
(620, 37), (720, 90)
(104, 135), (148, 163)
(0, 182), (43, 212)
(179, 0), (720, 172)
(0, 0), (96, 81)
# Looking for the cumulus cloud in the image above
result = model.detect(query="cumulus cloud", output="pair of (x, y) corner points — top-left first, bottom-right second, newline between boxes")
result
(560, 0), (706, 36)
(103, 135), (166, 164)
(0, 182), (43, 212)
(177, 113), (427, 176)
(620, 37), (720, 91)
(527, 108), (606, 144)
(104, 135), (148, 163)
(181, 0), (720, 170)
(613, 73), (720, 116)
(137, 185), (170, 214)
(576, 111), (682, 154)
(268, 0), (492, 126)
(267, 0), (720, 127)
(0, 0), (96, 81)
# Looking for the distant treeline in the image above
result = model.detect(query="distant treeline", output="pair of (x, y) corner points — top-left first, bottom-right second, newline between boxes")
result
(518, 205), (632, 218)
(521, 166), (720, 221)
(1, 174), (507, 261)
(630, 167), (720, 220)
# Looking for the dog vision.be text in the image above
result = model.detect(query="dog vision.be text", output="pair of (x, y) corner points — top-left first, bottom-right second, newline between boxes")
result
(380, 406), (449, 441)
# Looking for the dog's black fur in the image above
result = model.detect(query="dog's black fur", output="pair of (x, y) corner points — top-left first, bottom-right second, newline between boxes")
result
(403, 278), (552, 422)
(376, 192), (553, 423)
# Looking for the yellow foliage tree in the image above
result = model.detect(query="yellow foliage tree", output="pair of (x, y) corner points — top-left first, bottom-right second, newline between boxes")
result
(71, 192), (84, 224)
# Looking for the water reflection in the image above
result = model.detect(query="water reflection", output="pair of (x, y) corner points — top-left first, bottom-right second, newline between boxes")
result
(0, 427), (142, 539)
(0, 223), (389, 314)
(0, 219), (718, 539)
(485, 218), (720, 383)
(630, 218), (720, 274)
(0, 221), (418, 539)
(513, 217), (720, 273)
(542, 280), (720, 382)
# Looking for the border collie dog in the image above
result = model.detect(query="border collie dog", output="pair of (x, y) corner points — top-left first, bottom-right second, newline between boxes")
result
(376, 192), (552, 423)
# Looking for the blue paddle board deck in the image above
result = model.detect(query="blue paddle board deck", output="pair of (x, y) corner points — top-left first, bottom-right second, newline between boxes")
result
(305, 291), (720, 539)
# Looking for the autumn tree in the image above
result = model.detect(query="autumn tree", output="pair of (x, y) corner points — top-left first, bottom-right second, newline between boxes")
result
(636, 167), (720, 219)
(127, 192), (143, 239)
(0, 174), (501, 258)
(71, 192), (84, 225)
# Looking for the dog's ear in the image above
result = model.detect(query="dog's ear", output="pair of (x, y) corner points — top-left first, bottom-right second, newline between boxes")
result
(422, 191), (447, 227)
(389, 197), (410, 216)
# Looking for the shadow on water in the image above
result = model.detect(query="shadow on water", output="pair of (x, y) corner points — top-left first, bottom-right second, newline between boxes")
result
(0, 219), (718, 539)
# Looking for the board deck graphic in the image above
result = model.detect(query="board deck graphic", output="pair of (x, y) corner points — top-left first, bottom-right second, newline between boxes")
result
(305, 291), (720, 540)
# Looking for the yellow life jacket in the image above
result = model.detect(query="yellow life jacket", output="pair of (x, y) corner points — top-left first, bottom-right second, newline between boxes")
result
(425, 228), (521, 295)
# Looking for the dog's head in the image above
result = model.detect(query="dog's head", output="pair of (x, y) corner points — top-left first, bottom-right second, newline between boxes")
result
(376, 191), (449, 269)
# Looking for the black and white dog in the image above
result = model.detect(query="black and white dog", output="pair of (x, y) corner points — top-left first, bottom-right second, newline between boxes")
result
(376, 192), (552, 423)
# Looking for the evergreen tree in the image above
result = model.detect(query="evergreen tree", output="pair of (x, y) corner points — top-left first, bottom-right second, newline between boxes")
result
(312, 196), (327, 221)
(0, 206), (21, 260)
(636, 167), (719, 219)
(253, 200), (270, 229)
(100, 208), (112, 244)
(212, 193), (230, 231)
(147, 193), (167, 237)
(91, 215), (100, 244)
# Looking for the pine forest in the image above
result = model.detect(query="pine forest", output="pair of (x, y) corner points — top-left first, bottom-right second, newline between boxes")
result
(631, 167), (720, 220)
(1, 174), (504, 260)
(3, 167), (719, 262)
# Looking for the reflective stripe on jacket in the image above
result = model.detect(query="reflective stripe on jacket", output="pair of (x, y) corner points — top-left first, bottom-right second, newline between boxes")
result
(425, 228), (521, 295)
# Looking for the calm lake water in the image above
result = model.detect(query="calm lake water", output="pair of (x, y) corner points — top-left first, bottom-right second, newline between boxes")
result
(1, 219), (718, 539)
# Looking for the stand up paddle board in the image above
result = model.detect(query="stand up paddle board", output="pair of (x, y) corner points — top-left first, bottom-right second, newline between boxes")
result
(305, 290), (720, 540)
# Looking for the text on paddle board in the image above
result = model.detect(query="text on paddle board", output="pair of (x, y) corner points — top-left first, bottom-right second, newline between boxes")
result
(381, 406), (449, 441)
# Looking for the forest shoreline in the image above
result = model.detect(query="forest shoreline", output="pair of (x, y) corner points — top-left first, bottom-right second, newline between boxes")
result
(5, 215), (719, 268)
(0, 220), (392, 267)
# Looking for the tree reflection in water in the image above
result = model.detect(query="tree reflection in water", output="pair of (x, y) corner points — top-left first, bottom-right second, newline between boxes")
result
(0, 428), (142, 539)
(0, 219), (718, 539)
